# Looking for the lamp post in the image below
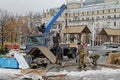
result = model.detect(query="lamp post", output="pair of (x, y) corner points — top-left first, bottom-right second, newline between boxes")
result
(65, 13), (69, 42)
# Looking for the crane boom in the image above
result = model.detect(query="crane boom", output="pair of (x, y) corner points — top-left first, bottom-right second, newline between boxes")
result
(45, 4), (66, 33)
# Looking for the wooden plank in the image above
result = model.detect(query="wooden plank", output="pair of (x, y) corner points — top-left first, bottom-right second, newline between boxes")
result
(36, 46), (56, 64)
(21, 69), (46, 76)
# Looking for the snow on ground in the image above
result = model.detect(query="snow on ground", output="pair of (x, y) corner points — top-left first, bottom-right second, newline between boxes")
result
(0, 68), (21, 75)
(0, 69), (43, 80)
(46, 68), (120, 80)
(67, 68), (120, 77)
(0, 67), (120, 80)
(46, 67), (120, 76)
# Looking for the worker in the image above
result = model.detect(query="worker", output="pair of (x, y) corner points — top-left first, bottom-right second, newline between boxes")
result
(55, 46), (62, 65)
(85, 44), (94, 67)
(75, 46), (78, 63)
(89, 53), (100, 66)
(78, 45), (86, 70)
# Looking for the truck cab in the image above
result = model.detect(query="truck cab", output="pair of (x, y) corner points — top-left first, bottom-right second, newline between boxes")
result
(26, 34), (52, 53)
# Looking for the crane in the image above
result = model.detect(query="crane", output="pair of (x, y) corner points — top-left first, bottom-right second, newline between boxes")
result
(26, 4), (66, 53)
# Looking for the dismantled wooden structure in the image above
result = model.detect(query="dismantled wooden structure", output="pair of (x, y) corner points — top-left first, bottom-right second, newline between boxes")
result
(28, 46), (56, 63)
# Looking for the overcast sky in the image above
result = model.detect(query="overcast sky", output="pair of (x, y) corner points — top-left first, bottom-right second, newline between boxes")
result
(0, 0), (66, 15)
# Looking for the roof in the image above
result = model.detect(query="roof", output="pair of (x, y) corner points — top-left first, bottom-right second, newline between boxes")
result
(66, 2), (120, 13)
(99, 28), (120, 36)
(83, 0), (104, 6)
(61, 25), (91, 34)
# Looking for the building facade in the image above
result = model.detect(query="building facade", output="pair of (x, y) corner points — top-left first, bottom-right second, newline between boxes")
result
(42, 0), (120, 45)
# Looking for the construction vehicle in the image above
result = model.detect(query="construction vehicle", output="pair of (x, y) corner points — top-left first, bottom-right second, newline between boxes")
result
(25, 4), (66, 68)
(26, 4), (66, 53)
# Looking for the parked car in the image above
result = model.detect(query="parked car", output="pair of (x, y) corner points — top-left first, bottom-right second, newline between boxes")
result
(102, 42), (118, 48)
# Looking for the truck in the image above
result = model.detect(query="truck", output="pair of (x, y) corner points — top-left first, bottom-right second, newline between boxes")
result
(26, 4), (66, 53)
(25, 4), (66, 68)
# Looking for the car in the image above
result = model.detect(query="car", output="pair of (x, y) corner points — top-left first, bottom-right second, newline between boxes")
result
(102, 42), (118, 48)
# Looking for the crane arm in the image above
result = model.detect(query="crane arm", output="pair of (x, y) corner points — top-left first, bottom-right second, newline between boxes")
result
(45, 4), (66, 33)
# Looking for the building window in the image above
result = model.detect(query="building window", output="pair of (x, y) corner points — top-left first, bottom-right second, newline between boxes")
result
(82, 12), (84, 15)
(73, 13), (75, 17)
(103, 10), (104, 13)
(92, 11), (94, 15)
(114, 22), (116, 26)
(69, 13), (71, 17)
(78, 13), (79, 16)
(102, 16), (104, 18)
(87, 12), (89, 15)
(92, 17), (94, 20)
(82, 18), (84, 21)
(73, 16), (78, 21)
(108, 9), (110, 13)
(68, 19), (71, 22)
(114, 15), (116, 18)
(96, 16), (100, 20)
(86, 17), (89, 21)
(107, 15), (111, 19)
(114, 9), (116, 12)
(97, 11), (99, 14)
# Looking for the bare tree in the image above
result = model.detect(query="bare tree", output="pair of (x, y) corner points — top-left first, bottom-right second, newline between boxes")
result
(0, 10), (14, 47)
(15, 16), (31, 44)
(27, 11), (42, 35)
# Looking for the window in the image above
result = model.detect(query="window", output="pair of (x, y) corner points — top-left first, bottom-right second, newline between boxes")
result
(103, 10), (104, 13)
(92, 17), (94, 20)
(87, 12), (89, 15)
(114, 15), (116, 18)
(82, 18), (84, 21)
(97, 11), (99, 14)
(108, 9), (110, 13)
(78, 13), (79, 16)
(114, 22), (116, 26)
(102, 16), (104, 18)
(86, 17), (89, 21)
(27, 36), (44, 44)
(69, 19), (71, 22)
(82, 12), (84, 15)
(92, 11), (94, 14)
(73, 13), (75, 17)
(69, 13), (71, 17)
(114, 9), (116, 12)
(107, 16), (111, 19)
(96, 16), (100, 20)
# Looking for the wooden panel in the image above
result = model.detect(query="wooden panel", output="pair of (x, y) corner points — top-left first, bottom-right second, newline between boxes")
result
(36, 46), (56, 64)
